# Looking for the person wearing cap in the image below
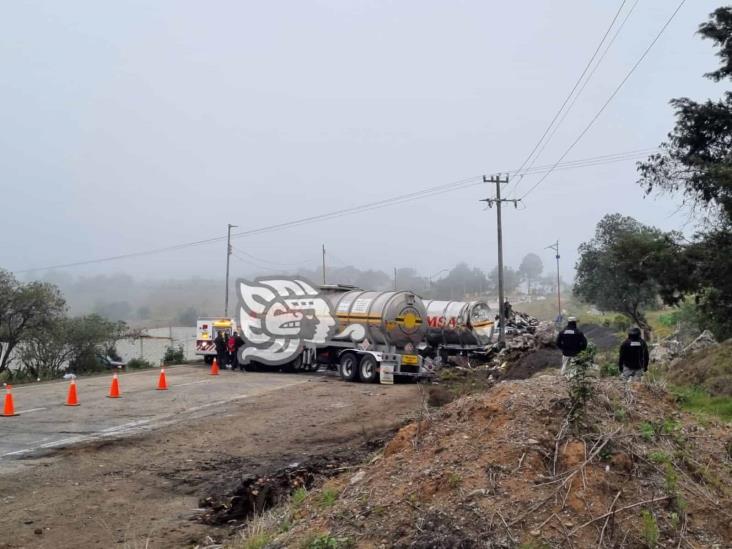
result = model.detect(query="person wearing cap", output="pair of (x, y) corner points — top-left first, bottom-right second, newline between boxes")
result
(556, 316), (588, 375)
(618, 326), (649, 381)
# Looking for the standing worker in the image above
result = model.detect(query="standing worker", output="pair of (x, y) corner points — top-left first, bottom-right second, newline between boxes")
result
(214, 331), (227, 369)
(226, 332), (236, 368)
(618, 326), (649, 381)
(233, 331), (245, 371)
(556, 316), (588, 375)
(503, 300), (513, 323)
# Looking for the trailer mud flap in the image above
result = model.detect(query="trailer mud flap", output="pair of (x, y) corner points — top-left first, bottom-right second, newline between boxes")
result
(380, 362), (395, 385)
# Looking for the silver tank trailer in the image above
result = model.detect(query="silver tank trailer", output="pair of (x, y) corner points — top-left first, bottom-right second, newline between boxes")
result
(423, 300), (494, 348)
(322, 289), (427, 351)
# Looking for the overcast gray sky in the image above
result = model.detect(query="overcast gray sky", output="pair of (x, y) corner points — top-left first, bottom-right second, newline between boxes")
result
(0, 0), (724, 282)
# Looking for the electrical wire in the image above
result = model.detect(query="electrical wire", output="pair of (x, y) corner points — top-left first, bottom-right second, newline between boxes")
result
(12, 147), (658, 274)
(511, 0), (641, 197)
(519, 0), (688, 201)
(508, 0), (629, 192)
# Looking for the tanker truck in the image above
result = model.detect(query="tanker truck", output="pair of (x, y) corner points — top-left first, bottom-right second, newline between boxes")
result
(422, 300), (495, 357)
(299, 285), (435, 383)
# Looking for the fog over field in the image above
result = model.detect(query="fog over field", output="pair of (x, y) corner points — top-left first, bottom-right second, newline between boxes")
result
(1, 1), (722, 286)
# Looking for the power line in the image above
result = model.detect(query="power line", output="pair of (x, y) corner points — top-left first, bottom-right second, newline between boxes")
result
(511, 0), (640, 197)
(508, 0), (629, 192)
(12, 147), (658, 274)
(520, 0), (688, 201)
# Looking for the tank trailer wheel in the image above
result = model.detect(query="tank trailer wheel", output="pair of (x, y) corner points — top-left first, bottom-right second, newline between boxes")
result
(359, 355), (380, 384)
(339, 353), (359, 382)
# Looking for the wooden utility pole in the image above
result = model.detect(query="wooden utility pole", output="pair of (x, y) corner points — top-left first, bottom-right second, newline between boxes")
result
(482, 174), (520, 344)
(224, 223), (237, 317)
(322, 244), (326, 285)
(546, 240), (561, 323)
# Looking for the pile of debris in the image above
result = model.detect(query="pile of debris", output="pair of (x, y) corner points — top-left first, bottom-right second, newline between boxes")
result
(651, 330), (719, 366)
(268, 376), (732, 548)
(504, 311), (540, 335)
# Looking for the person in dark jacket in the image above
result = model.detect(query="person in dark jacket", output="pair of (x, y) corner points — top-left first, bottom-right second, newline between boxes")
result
(227, 333), (236, 367)
(618, 326), (649, 381)
(556, 316), (588, 375)
(232, 331), (245, 371)
(214, 331), (227, 367)
(503, 300), (513, 322)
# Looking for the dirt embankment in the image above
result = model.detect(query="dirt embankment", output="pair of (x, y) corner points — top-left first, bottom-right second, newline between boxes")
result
(0, 377), (424, 549)
(668, 339), (732, 396)
(275, 375), (732, 548)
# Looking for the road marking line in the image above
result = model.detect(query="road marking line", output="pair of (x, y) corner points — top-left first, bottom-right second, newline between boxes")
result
(1, 448), (33, 457)
(16, 407), (47, 414)
(175, 380), (210, 387)
(0, 379), (309, 462)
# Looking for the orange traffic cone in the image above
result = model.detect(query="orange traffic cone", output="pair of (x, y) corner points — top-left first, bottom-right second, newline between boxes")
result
(2, 385), (18, 417)
(65, 379), (80, 406)
(157, 367), (168, 390)
(210, 358), (219, 376)
(107, 372), (121, 398)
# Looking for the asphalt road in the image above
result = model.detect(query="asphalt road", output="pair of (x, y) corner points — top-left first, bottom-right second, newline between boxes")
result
(0, 365), (309, 464)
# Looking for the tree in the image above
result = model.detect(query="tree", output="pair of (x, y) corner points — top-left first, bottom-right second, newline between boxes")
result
(519, 253), (544, 295)
(0, 270), (66, 374)
(637, 7), (732, 338)
(488, 266), (521, 295)
(433, 263), (489, 299)
(573, 214), (686, 330)
(65, 315), (127, 373)
(18, 320), (74, 380)
(394, 267), (426, 292)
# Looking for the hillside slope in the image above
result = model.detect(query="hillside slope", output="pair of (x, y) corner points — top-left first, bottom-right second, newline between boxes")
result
(273, 375), (732, 548)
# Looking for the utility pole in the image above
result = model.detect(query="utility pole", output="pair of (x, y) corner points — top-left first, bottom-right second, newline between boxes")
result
(394, 267), (398, 290)
(482, 174), (520, 344)
(322, 244), (326, 285)
(224, 223), (237, 318)
(546, 240), (561, 324)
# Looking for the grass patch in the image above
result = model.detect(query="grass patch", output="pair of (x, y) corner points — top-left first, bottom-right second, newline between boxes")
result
(301, 533), (352, 549)
(671, 386), (732, 422)
(639, 421), (655, 441)
(447, 472), (463, 489)
(640, 509), (659, 548)
(319, 488), (338, 509)
(242, 532), (273, 549)
(648, 451), (671, 464)
(291, 487), (308, 507)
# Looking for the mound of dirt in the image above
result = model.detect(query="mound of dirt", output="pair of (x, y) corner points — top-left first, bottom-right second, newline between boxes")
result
(276, 376), (732, 548)
(581, 323), (620, 351)
(668, 339), (732, 396)
(503, 348), (562, 380)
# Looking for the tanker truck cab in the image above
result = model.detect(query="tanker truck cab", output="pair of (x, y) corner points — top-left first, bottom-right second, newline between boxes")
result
(305, 286), (435, 384)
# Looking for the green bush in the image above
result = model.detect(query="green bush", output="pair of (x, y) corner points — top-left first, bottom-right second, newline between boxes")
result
(291, 487), (308, 507)
(304, 534), (352, 549)
(641, 510), (659, 548)
(163, 345), (185, 365)
(672, 386), (732, 422)
(600, 362), (619, 377)
(318, 488), (338, 508)
(611, 314), (631, 332)
(127, 358), (155, 369)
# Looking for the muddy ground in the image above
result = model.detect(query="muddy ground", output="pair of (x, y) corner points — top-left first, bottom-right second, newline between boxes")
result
(0, 375), (423, 549)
